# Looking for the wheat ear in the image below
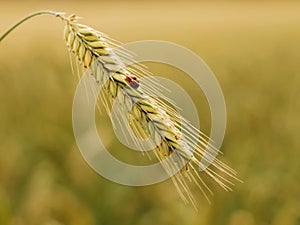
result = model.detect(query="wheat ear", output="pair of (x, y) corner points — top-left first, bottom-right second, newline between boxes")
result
(63, 15), (240, 207)
(0, 11), (241, 210)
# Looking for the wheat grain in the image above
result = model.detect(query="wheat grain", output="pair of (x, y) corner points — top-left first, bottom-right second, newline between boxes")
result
(62, 14), (240, 209)
(0, 11), (240, 210)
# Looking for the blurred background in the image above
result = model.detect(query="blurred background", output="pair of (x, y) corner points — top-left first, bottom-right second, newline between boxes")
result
(0, 1), (300, 225)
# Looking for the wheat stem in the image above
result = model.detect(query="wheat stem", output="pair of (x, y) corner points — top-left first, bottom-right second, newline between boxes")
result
(0, 10), (65, 42)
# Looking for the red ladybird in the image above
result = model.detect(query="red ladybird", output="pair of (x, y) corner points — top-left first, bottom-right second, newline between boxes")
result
(125, 75), (140, 89)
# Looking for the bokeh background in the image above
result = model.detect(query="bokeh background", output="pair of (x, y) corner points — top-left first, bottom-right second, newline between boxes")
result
(1, 1), (300, 225)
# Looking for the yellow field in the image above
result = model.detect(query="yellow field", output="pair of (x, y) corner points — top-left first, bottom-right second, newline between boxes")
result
(1, 1), (300, 225)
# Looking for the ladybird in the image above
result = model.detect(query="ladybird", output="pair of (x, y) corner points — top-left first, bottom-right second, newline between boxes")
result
(125, 75), (140, 89)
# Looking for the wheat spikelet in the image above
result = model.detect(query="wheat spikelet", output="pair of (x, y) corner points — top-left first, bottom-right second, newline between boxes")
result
(62, 14), (240, 209)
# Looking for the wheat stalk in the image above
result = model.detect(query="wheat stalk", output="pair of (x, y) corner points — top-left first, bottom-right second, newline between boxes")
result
(0, 11), (241, 210)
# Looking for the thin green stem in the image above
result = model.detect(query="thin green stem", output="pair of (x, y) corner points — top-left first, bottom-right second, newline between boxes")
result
(0, 10), (65, 42)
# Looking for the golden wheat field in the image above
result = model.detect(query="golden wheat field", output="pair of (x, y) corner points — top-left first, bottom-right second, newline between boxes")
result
(0, 1), (300, 225)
